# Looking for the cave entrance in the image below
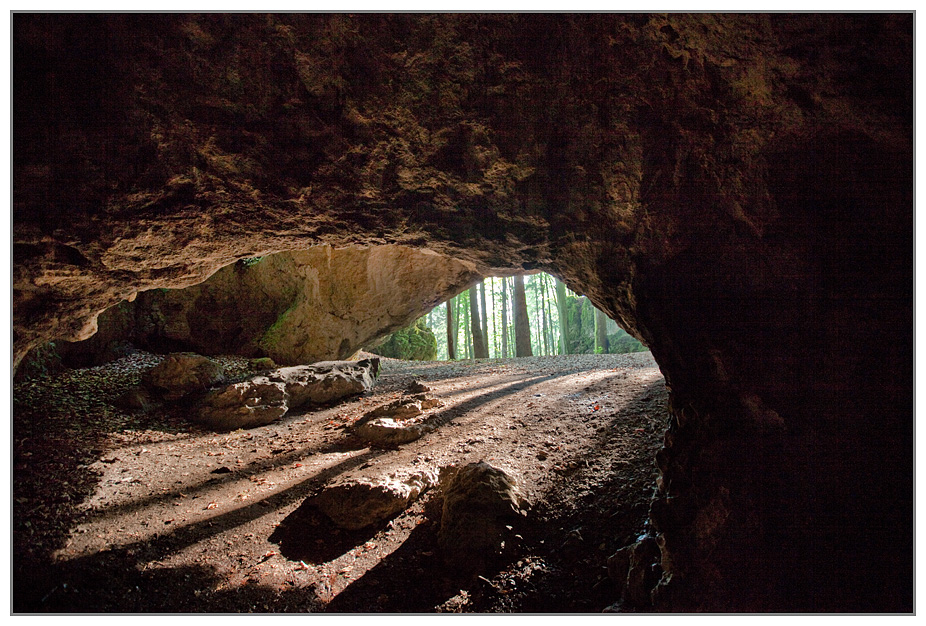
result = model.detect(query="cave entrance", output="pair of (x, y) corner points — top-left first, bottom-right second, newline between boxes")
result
(14, 249), (669, 613)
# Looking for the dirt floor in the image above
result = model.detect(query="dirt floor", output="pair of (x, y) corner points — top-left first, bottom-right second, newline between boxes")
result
(13, 349), (668, 613)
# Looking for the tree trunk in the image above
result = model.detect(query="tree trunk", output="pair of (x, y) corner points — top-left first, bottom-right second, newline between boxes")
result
(554, 277), (570, 355)
(539, 276), (549, 355)
(542, 274), (554, 355)
(479, 280), (489, 357)
(513, 275), (532, 357)
(595, 307), (609, 354)
(500, 277), (509, 358)
(446, 297), (456, 360)
(469, 285), (488, 359)
(463, 290), (473, 359)
(489, 278), (497, 357)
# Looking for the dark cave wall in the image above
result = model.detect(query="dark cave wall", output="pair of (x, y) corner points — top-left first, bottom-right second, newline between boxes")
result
(13, 13), (912, 611)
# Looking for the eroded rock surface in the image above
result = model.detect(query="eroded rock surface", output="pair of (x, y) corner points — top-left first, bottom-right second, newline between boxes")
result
(438, 461), (529, 575)
(315, 467), (438, 530)
(13, 14), (912, 611)
(142, 353), (226, 401)
(56, 246), (480, 366)
(198, 359), (379, 430)
(353, 386), (445, 447)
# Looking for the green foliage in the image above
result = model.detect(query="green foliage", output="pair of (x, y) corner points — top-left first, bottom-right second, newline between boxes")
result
(607, 327), (648, 354)
(248, 357), (277, 371)
(565, 295), (595, 354)
(258, 301), (298, 351)
(16, 342), (64, 381)
(370, 318), (438, 361)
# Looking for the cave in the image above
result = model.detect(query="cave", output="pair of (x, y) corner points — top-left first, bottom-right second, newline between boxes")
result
(12, 13), (913, 613)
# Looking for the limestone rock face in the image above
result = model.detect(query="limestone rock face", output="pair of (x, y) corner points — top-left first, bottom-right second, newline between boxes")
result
(142, 353), (226, 401)
(198, 359), (378, 430)
(57, 246), (479, 366)
(315, 467), (438, 530)
(13, 14), (912, 611)
(437, 462), (529, 574)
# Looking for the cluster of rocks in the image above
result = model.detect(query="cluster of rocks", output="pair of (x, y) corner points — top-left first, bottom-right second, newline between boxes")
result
(198, 359), (379, 430)
(114, 352), (379, 431)
(312, 458), (529, 577)
(352, 381), (445, 447)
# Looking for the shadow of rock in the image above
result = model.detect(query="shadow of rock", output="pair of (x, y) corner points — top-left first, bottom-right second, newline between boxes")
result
(320, 508), (463, 613)
(269, 498), (389, 565)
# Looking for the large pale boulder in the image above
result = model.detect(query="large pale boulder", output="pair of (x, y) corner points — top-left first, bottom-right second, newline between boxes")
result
(197, 359), (379, 430)
(315, 467), (438, 530)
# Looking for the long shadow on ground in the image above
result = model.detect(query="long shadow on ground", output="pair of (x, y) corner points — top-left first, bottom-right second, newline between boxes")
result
(323, 379), (668, 613)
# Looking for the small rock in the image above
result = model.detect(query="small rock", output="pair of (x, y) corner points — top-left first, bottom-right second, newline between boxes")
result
(248, 357), (278, 371)
(113, 386), (154, 412)
(406, 380), (431, 394)
(608, 535), (662, 609)
(438, 461), (529, 575)
(315, 468), (438, 530)
(143, 353), (226, 401)
(354, 418), (436, 447)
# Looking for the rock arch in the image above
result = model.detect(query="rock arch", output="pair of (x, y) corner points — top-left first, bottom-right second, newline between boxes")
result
(13, 13), (912, 611)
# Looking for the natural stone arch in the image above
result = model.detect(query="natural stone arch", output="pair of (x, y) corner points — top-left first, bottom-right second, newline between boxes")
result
(13, 13), (912, 611)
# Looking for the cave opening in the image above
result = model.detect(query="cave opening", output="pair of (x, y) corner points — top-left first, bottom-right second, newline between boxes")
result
(13, 247), (673, 613)
(13, 11), (912, 614)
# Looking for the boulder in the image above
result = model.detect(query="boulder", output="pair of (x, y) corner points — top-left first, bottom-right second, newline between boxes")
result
(315, 467), (438, 530)
(197, 359), (378, 431)
(197, 378), (289, 431)
(113, 385), (155, 413)
(278, 359), (379, 407)
(354, 418), (437, 447)
(362, 398), (424, 421)
(142, 353), (226, 401)
(353, 389), (444, 447)
(437, 461), (529, 574)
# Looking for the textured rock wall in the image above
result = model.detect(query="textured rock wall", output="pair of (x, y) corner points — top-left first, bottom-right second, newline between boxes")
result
(13, 14), (912, 611)
(58, 245), (479, 365)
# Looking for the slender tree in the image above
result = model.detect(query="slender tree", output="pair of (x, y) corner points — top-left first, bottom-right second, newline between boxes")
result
(513, 275), (532, 357)
(446, 297), (457, 360)
(595, 307), (610, 354)
(469, 284), (489, 359)
(462, 289), (473, 359)
(541, 274), (555, 355)
(489, 278), (498, 357)
(533, 274), (550, 354)
(479, 281), (489, 357)
(554, 277), (570, 355)
(500, 277), (509, 358)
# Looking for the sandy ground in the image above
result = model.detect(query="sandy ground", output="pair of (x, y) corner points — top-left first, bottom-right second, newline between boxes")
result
(13, 350), (667, 613)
